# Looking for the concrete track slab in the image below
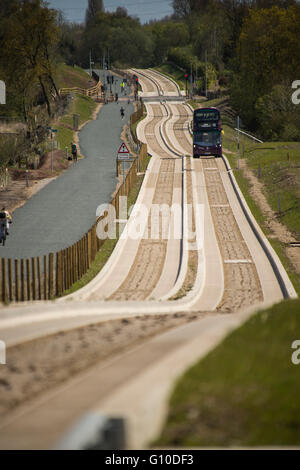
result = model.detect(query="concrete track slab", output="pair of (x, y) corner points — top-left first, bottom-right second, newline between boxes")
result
(0, 312), (252, 450)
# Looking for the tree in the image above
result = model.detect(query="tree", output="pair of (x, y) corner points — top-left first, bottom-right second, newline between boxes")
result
(0, 0), (60, 119)
(231, 5), (300, 130)
(255, 83), (300, 140)
(85, 0), (104, 26)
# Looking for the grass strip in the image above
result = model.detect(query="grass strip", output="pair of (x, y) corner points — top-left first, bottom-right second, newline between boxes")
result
(156, 298), (300, 447)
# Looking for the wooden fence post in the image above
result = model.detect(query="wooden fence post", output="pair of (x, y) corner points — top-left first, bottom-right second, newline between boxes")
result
(44, 255), (48, 300)
(37, 257), (41, 300)
(88, 231), (92, 268)
(21, 259), (25, 301)
(1, 258), (7, 303)
(74, 243), (79, 282)
(26, 259), (31, 301)
(63, 249), (67, 291)
(56, 251), (62, 297)
(70, 246), (74, 287)
(82, 237), (86, 275)
(92, 225), (97, 261)
(65, 247), (69, 290)
(8, 258), (13, 302)
(71, 245), (74, 286)
(49, 253), (54, 299)
(68, 246), (72, 288)
(15, 259), (20, 302)
(83, 235), (87, 273)
(78, 241), (82, 279)
(32, 258), (36, 300)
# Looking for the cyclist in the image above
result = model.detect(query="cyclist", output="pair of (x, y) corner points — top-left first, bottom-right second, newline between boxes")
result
(120, 107), (125, 119)
(0, 207), (12, 235)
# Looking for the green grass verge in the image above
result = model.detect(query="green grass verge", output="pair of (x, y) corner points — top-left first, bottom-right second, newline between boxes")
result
(60, 94), (97, 128)
(62, 237), (119, 297)
(52, 64), (97, 155)
(56, 94), (97, 156)
(55, 64), (94, 90)
(245, 143), (300, 236)
(156, 298), (300, 447)
(130, 106), (147, 142)
(55, 125), (74, 156)
(62, 154), (152, 297)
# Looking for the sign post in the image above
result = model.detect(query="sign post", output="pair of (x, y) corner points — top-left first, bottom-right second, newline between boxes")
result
(117, 142), (133, 195)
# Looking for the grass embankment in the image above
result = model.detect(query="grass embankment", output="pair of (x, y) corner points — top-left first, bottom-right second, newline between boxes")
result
(156, 298), (300, 447)
(62, 152), (152, 296)
(56, 94), (97, 155)
(54, 64), (98, 156)
(55, 64), (94, 90)
(130, 105), (147, 143)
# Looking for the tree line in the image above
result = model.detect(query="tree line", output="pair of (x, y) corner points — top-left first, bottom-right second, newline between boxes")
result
(58, 0), (300, 139)
(0, 0), (299, 141)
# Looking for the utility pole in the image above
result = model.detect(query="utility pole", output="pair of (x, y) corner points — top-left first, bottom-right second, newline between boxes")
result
(107, 49), (110, 71)
(102, 54), (106, 83)
(205, 50), (208, 99)
(185, 73), (188, 97)
(190, 62), (193, 100)
(51, 131), (54, 172)
(237, 116), (240, 169)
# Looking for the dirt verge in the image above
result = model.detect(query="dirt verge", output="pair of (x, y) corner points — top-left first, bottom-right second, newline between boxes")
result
(240, 159), (300, 281)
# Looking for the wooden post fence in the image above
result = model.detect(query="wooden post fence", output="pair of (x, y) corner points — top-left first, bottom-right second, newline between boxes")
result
(0, 103), (148, 303)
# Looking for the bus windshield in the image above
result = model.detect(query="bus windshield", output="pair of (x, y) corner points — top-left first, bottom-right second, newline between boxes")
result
(194, 131), (221, 146)
(194, 109), (220, 121)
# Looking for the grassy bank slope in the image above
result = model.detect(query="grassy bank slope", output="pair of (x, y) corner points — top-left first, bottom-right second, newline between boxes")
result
(157, 299), (300, 447)
(55, 64), (94, 90)
(54, 64), (97, 156)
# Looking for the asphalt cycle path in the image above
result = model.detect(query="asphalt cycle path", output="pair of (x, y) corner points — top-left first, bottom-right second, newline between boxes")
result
(1, 93), (133, 260)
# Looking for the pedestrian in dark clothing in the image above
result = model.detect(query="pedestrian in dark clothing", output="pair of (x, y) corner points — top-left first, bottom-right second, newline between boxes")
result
(71, 142), (78, 162)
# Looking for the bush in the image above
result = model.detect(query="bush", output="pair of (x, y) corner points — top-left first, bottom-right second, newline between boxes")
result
(255, 84), (300, 141)
(167, 46), (217, 90)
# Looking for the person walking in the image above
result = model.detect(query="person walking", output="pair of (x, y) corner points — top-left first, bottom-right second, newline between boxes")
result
(120, 107), (125, 119)
(71, 141), (78, 162)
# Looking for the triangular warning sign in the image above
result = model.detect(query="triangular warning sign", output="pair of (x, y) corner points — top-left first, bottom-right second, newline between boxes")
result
(118, 142), (130, 154)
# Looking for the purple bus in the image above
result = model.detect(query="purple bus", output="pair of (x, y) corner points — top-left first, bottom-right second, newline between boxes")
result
(193, 107), (222, 158)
